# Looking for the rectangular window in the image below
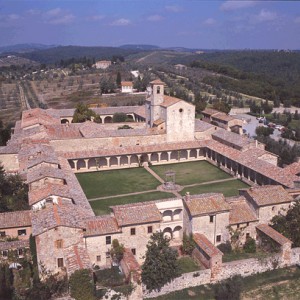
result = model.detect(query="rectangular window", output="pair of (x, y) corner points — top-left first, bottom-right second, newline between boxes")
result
(56, 239), (63, 249)
(18, 229), (27, 236)
(131, 248), (136, 255)
(106, 251), (110, 258)
(96, 255), (101, 262)
(237, 224), (240, 229)
(2, 250), (8, 258)
(57, 258), (64, 268)
(209, 215), (214, 223)
(0, 231), (5, 237)
(216, 235), (221, 242)
(246, 233), (250, 239)
(18, 248), (24, 256)
(106, 236), (111, 245)
(130, 228), (136, 235)
(147, 226), (153, 234)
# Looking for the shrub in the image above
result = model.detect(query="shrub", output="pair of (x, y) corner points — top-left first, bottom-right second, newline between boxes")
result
(69, 269), (95, 300)
(113, 113), (127, 123)
(217, 241), (232, 254)
(181, 233), (196, 255)
(243, 237), (256, 253)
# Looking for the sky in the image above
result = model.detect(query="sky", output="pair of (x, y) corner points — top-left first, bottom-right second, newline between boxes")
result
(0, 0), (299, 49)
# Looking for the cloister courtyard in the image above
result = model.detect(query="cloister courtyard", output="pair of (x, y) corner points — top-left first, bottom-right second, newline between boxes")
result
(76, 161), (249, 215)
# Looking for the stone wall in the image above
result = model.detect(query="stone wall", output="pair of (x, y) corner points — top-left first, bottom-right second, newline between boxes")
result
(143, 248), (300, 298)
(143, 269), (211, 298)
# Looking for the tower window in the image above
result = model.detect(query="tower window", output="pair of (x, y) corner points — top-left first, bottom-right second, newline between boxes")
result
(157, 86), (160, 94)
(209, 215), (214, 223)
(179, 108), (183, 113)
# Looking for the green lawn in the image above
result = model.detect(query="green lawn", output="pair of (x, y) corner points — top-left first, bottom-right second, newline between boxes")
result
(90, 191), (174, 215)
(150, 161), (231, 185)
(177, 257), (202, 275)
(76, 168), (160, 199)
(222, 250), (270, 263)
(180, 180), (249, 197)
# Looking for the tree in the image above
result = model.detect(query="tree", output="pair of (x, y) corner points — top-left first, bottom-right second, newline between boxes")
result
(69, 269), (95, 300)
(255, 126), (274, 137)
(72, 103), (96, 123)
(116, 72), (122, 88)
(214, 275), (243, 300)
(110, 239), (125, 263)
(181, 232), (196, 255)
(271, 201), (300, 247)
(213, 101), (231, 114)
(112, 112), (127, 123)
(142, 232), (179, 291)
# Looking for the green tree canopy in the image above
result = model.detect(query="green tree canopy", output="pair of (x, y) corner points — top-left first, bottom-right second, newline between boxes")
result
(112, 112), (127, 123)
(255, 126), (274, 137)
(69, 269), (95, 300)
(271, 201), (300, 247)
(72, 103), (96, 123)
(142, 231), (179, 292)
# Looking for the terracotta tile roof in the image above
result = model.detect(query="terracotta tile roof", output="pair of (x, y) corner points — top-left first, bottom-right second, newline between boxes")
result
(184, 193), (230, 217)
(122, 248), (141, 279)
(44, 124), (83, 140)
(28, 183), (70, 206)
(0, 211), (31, 229)
(31, 202), (90, 236)
(244, 185), (293, 207)
(160, 95), (182, 108)
(212, 129), (253, 149)
(121, 81), (133, 86)
(84, 216), (120, 236)
(212, 113), (234, 122)
(284, 162), (300, 176)
(65, 244), (92, 275)
(26, 165), (65, 184)
(21, 108), (60, 129)
(195, 119), (215, 132)
(153, 119), (165, 126)
(256, 224), (291, 245)
(0, 239), (30, 251)
(201, 108), (220, 116)
(150, 79), (165, 85)
(112, 202), (161, 226)
(133, 105), (146, 119)
(226, 196), (258, 225)
(193, 233), (223, 257)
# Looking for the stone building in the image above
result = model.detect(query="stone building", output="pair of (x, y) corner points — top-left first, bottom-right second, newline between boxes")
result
(0, 80), (299, 279)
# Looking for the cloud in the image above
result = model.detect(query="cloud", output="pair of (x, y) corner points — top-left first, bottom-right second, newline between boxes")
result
(253, 9), (277, 23)
(43, 8), (75, 25)
(221, 1), (256, 11)
(165, 5), (182, 13)
(203, 18), (216, 26)
(86, 15), (105, 21)
(147, 14), (163, 22)
(110, 18), (131, 26)
(47, 14), (75, 25)
(46, 8), (62, 17)
(7, 14), (19, 21)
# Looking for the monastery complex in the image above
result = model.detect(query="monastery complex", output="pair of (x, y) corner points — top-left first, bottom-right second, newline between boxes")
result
(1, 80), (300, 294)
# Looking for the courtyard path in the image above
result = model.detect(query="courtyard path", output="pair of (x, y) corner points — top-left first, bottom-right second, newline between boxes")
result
(88, 170), (238, 202)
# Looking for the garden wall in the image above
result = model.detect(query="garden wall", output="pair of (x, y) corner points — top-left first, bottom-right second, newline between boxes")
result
(143, 248), (300, 299)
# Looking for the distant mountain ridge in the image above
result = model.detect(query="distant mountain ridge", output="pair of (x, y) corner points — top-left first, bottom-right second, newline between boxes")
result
(0, 43), (57, 54)
(119, 44), (160, 50)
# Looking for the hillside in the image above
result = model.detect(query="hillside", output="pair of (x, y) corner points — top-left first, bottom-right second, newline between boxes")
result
(20, 45), (142, 64)
(0, 43), (56, 54)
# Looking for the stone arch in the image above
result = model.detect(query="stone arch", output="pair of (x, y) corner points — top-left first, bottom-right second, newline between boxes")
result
(190, 149), (197, 159)
(180, 150), (188, 160)
(77, 159), (86, 170)
(110, 156), (118, 167)
(173, 209), (182, 221)
(173, 226), (183, 239)
(162, 210), (173, 222)
(120, 156), (128, 166)
(151, 153), (159, 163)
(170, 151), (178, 161)
(104, 116), (112, 123)
(126, 114), (134, 121)
(88, 158), (96, 169)
(98, 157), (107, 168)
(61, 118), (69, 124)
(161, 152), (168, 162)
(69, 160), (75, 169)
(163, 227), (172, 239)
(130, 155), (139, 166)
